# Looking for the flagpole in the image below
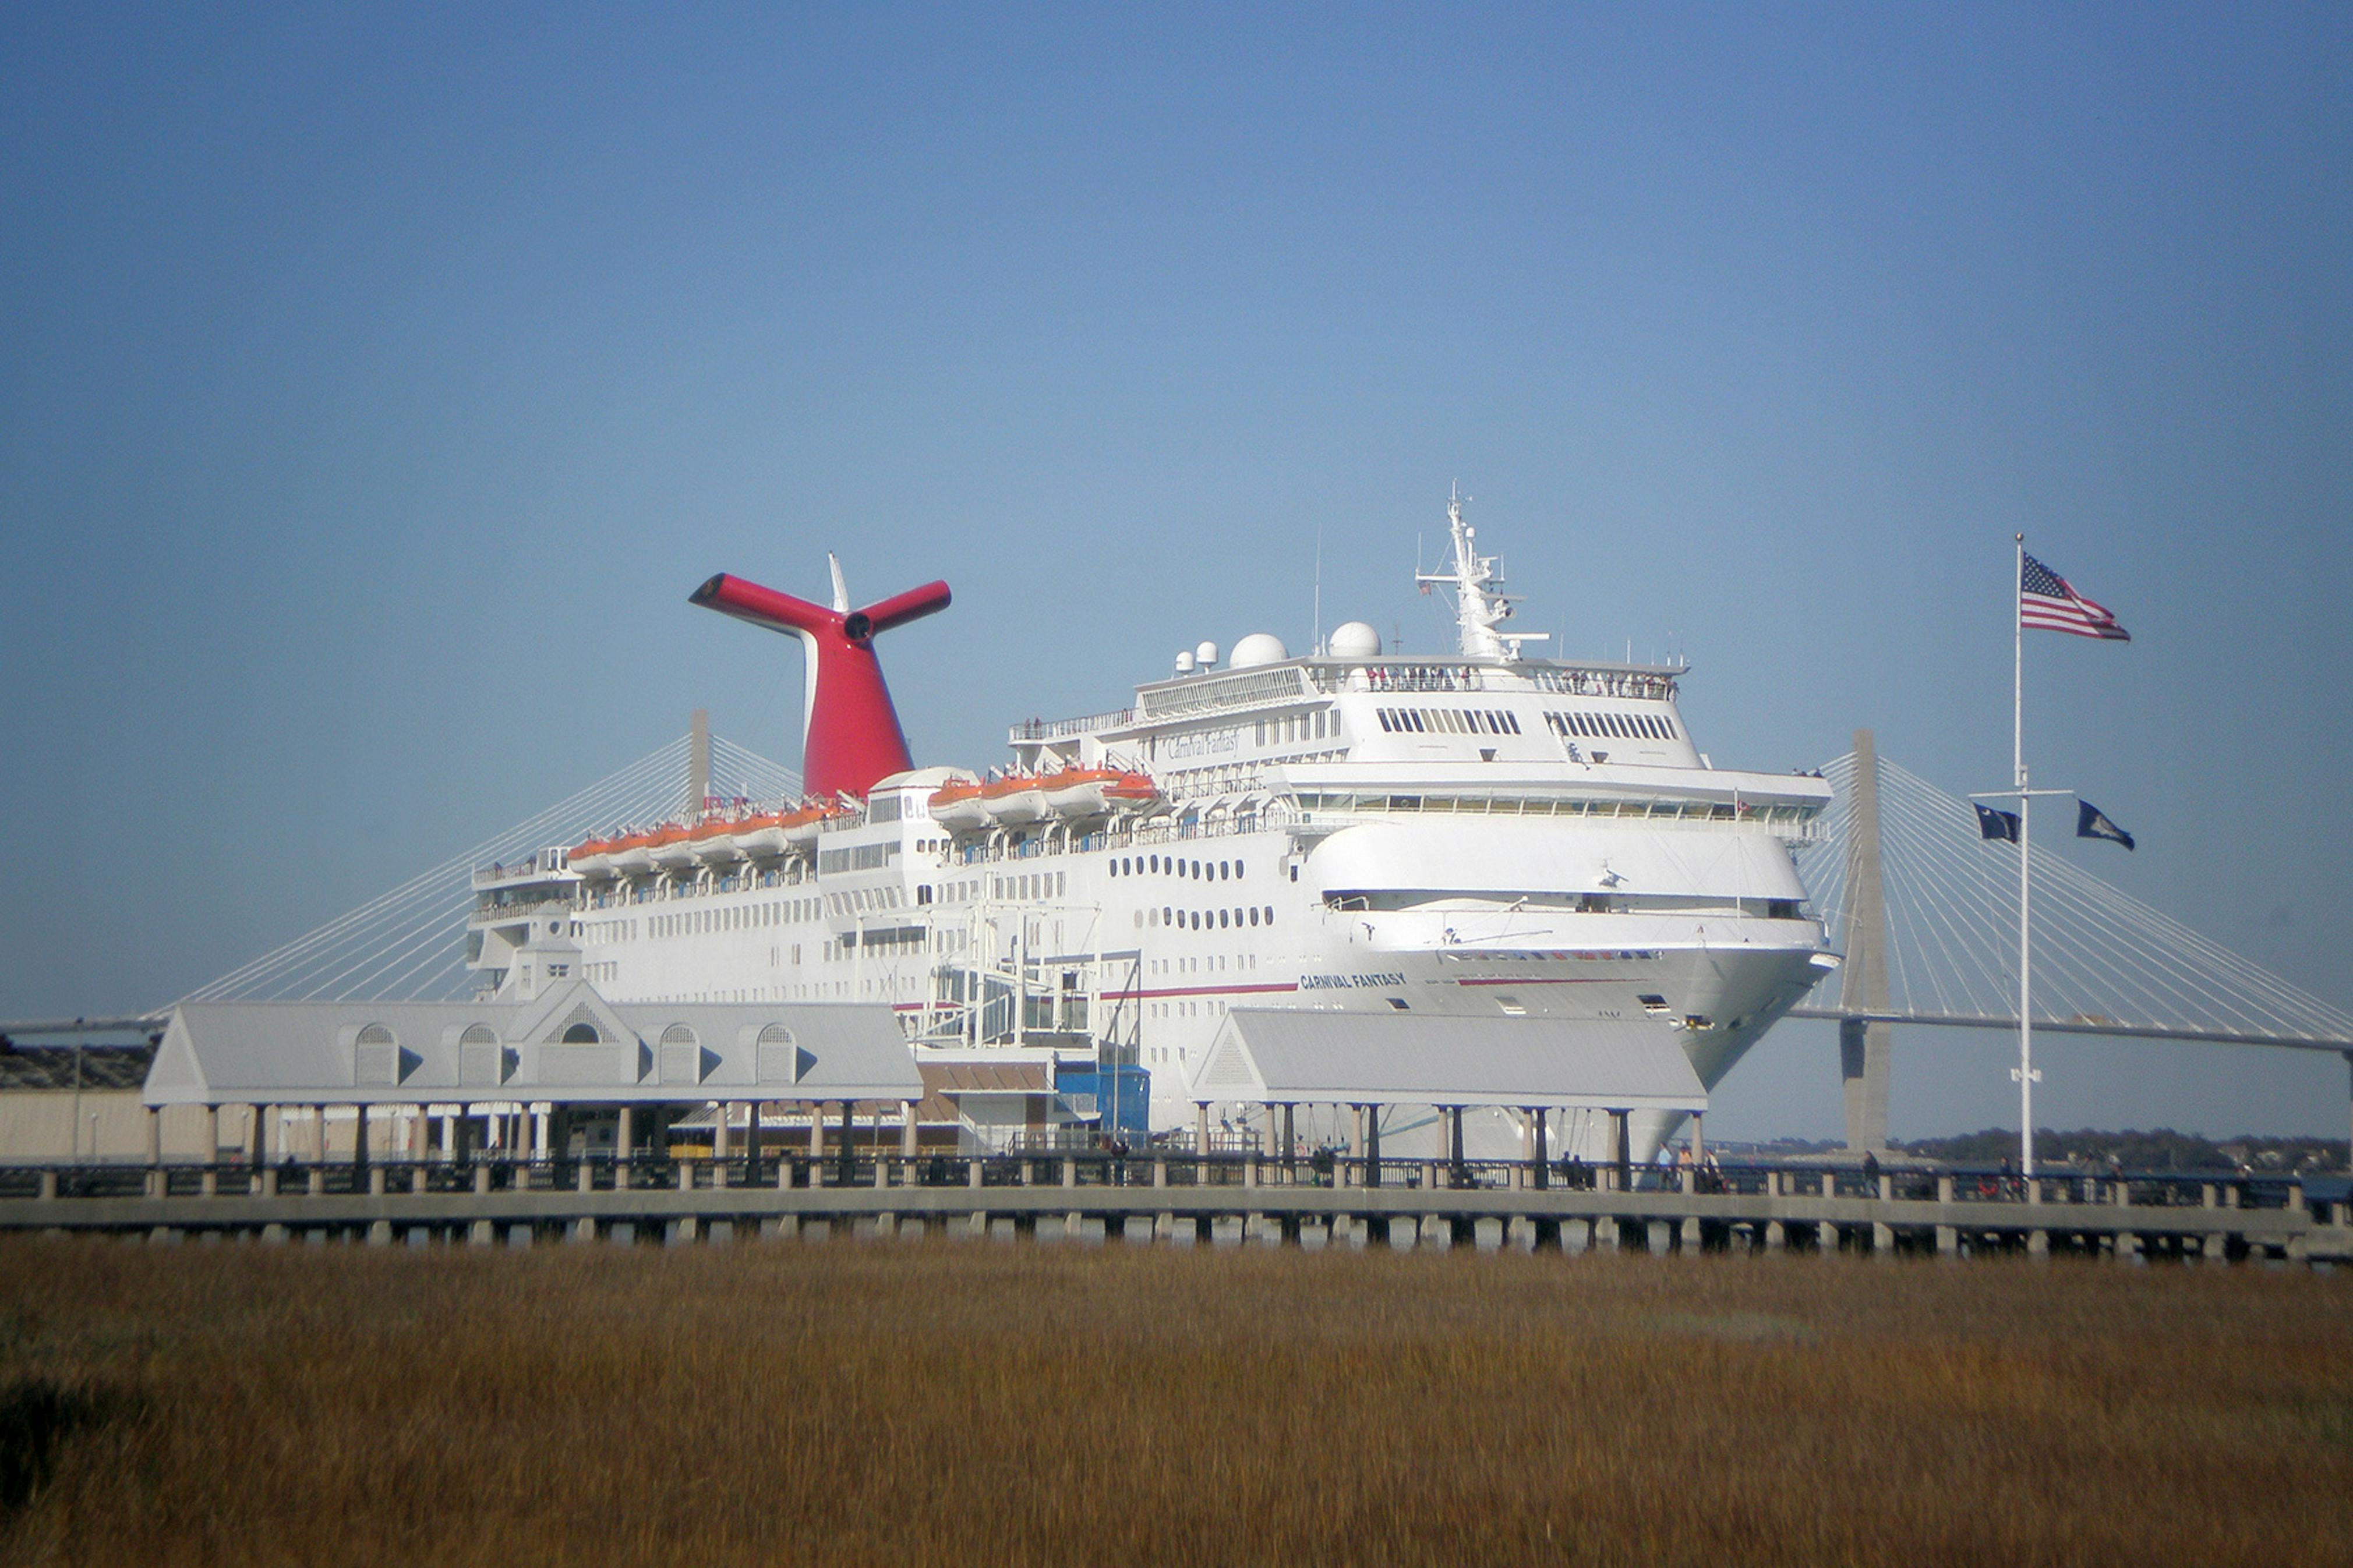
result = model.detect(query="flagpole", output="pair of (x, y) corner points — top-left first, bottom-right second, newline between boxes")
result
(2015, 533), (2035, 1180)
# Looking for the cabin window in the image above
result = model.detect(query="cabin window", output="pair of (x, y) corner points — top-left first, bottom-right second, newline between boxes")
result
(561, 1022), (600, 1044)
(1248, 907), (1259, 926)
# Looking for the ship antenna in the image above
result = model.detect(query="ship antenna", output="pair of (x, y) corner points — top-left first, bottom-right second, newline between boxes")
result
(1312, 519), (1324, 656)
(827, 551), (850, 614)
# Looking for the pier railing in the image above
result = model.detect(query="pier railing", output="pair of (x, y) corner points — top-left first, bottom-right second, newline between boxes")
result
(2, 1152), (2343, 1263)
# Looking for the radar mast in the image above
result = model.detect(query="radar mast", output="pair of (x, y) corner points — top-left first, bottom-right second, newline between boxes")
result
(1415, 486), (1549, 661)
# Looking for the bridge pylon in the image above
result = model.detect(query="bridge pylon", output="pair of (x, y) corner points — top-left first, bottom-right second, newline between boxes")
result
(1836, 728), (1893, 1152)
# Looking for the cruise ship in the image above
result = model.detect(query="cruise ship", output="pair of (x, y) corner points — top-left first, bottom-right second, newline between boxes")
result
(469, 495), (1838, 1159)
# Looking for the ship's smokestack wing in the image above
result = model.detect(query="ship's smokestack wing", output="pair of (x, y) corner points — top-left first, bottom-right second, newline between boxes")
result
(845, 580), (951, 641)
(688, 566), (952, 802)
(690, 574), (836, 636)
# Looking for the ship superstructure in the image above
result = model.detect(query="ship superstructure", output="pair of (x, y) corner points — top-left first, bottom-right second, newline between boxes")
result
(474, 495), (1836, 1158)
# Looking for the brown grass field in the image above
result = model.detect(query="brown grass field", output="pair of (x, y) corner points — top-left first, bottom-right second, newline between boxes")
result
(1, 1235), (2348, 1567)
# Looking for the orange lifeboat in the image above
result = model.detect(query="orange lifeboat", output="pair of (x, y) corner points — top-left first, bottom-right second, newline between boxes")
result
(782, 801), (852, 847)
(1041, 767), (1133, 818)
(567, 835), (615, 876)
(1104, 771), (1160, 809)
(927, 777), (989, 833)
(648, 822), (699, 870)
(607, 829), (658, 875)
(689, 816), (743, 863)
(732, 810), (790, 859)
(980, 771), (1049, 826)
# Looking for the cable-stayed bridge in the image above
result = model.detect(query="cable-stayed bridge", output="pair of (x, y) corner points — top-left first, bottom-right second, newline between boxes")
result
(179, 721), (801, 1007)
(1789, 731), (2353, 1149)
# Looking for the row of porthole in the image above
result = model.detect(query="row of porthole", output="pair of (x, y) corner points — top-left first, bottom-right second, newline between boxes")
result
(1137, 905), (1274, 932)
(1111, 854), (1243, 881)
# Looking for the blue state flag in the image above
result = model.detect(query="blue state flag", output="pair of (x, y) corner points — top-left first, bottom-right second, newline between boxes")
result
(2077, 799), (2135, 851)
(1974, 804), (2020, 843)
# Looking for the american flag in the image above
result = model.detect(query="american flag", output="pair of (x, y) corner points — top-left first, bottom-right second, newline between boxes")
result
(2020, 553), (2129, 640)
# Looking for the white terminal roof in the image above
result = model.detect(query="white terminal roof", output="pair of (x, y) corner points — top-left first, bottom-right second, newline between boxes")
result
(1188, 1009), (1707, 1113)
(144, 979), (923, 1107)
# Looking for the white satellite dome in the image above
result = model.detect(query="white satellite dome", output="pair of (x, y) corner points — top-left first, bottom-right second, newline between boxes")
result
(1228, 632), (1289, 669)
(1327, 621), (1381, 659)
(1195, 640), (1220, 668)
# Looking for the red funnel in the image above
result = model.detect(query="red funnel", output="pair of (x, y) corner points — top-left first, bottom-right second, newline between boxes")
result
(690, 571), (952, 800)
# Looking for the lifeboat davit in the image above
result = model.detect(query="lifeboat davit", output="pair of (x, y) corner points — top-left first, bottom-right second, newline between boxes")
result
(607, 830), (658, 875)
(648, 824), (699, 870)
(1040, 767), (1158, 818)
(981, 773), (1049, 826)
(732, 811), (790, 859)
(927, 778), (989, 833)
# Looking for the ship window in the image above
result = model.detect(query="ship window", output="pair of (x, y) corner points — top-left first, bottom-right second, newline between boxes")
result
(1264, 905), (1274, 924)
(660, 1024), (697, 1047)
(1386, 997), (1411, 1011)
(561, 1022), (601, 1044)
(1662, 716), (1678, 738)
(356, 1023), (394, 1046)
(1235, 860), (1243, 878)
(1218, 861), (1228, 880)
(1248, 907), (1259, 925)
(1162, 907), (1171, 926)
(1218, 909), (1228, 928)
(1149, 855), (1159, 873)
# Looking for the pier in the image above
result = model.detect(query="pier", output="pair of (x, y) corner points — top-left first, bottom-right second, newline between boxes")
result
(5, 1148), (2344, 1263)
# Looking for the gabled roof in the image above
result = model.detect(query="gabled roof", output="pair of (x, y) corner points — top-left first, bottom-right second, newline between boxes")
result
(145, 990), (922, 1107)
(1188, 1009), (1707, 1113)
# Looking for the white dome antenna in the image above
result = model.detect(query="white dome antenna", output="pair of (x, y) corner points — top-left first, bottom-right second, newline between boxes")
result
(1230, 632), (1288, 669)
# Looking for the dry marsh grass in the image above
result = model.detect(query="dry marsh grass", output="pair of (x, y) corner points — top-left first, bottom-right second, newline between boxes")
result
(1, 1236), (2348, 1566)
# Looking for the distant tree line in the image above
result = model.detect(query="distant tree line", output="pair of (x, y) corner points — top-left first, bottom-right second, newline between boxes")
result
(1891, 1128), (2347, 1174)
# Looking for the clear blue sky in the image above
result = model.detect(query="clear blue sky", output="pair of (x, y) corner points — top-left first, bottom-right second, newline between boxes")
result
(4, 5), (2346, 1139)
